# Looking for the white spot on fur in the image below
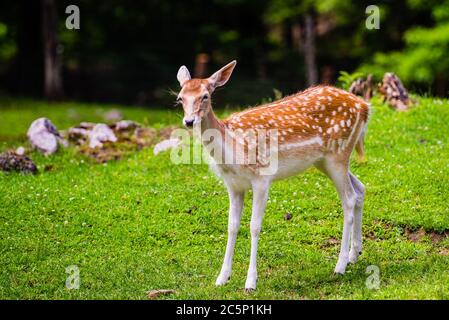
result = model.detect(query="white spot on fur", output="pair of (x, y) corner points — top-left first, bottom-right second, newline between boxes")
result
(333, 124), (339, 133)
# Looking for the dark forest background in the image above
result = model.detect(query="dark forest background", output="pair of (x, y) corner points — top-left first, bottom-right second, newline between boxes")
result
(0, 0), (448, 107)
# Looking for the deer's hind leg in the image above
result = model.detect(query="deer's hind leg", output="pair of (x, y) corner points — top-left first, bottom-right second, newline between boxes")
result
(348, 172), (365, 263)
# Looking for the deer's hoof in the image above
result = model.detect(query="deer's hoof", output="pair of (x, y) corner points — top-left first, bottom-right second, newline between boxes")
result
(244, 274), (257, 292)
(349, 249), (362, 264)
(244, 287), (256, 293)
(334, 260), (348, 275)
(215, 272), (231, 286)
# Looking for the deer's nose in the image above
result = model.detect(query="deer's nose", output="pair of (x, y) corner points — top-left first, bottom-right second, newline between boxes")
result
(184, 119), (195, 127)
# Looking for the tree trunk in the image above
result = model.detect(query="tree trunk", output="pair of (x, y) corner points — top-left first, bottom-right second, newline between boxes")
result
(303, 14), (318, 86)
(42, 0), (63, 99)
(378, 73), (412, 111)
(194, 53), (210, 78)
(435, 74), (446, 97)
(14, 0), (43, 97)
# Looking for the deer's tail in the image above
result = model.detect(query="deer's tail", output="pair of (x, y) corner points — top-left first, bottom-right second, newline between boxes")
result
(355, 124), (366, 162)
(355, 103), (371, 162)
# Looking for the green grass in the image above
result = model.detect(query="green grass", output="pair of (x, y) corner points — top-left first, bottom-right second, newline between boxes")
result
(0, 96), (449, 299)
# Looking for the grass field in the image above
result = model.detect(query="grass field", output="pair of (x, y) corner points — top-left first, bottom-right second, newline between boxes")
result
(1, 95), (449, 299)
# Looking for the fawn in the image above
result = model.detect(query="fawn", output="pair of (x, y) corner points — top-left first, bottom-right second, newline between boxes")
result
(175, 60), (369, 291)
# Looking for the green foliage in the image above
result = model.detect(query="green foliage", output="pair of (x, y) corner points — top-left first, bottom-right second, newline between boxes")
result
(1, 1), (448, 101)
(264, 0), (352, 24)
(359, 0), (449, 86)
(273, 88), (283, 100)
(337, 71), (365, 90)
(258, 88), (284, 105)
(0, 22), (16, 62)
(1, 97), (449, 299)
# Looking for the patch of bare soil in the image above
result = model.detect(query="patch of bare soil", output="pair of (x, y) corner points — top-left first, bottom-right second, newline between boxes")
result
(404, 227), (427, 243)
(147, 289), (176, 300)
(404, 227), (449, 244)
(321, 237), (340, 249)
(361, 220), (449, 256)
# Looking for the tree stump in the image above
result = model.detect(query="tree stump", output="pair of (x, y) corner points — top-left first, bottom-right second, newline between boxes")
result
(349, 74), (373, 101)
(378, 73), (411, 111)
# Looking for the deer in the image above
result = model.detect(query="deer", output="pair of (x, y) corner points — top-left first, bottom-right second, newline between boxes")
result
(175, 60), (369, 291)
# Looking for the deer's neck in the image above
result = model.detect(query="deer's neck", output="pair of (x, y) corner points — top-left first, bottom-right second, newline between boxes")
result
(201, 108), (224, 135)
(196, 107), (229, 165)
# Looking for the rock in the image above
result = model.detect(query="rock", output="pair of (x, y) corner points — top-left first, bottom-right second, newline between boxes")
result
(103, 109), (123, 122)
(113, 120), (140, 132)
(67, 127), (90, 145)
(65, 121), (178, 162)
(78, 122), (97, 130)
(88, 124), (117, 149)
(112, 120), (141, 140)
(153, 138), (181, 155)
(0, 151), (38, 174)
(27, 118), (67, 155)
(15, 146), (26, 155)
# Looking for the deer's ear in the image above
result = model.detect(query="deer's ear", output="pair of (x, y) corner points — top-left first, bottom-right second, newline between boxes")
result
(177, 65), (191, 87)
(207, 60), (237, 89)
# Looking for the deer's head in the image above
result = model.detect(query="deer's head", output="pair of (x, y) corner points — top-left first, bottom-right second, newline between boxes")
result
(176, 60), (236, 127)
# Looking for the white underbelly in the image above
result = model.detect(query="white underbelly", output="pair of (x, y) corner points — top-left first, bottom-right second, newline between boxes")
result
(271, 157), (319, 181)
(209, 155), (320, 190)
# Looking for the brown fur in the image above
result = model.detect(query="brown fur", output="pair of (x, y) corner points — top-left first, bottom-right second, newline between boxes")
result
(222, 86), (369, 156)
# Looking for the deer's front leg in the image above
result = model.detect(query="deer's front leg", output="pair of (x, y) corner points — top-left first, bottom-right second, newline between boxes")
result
(215, 188), (244, 286)
(245, 179), (270, 291)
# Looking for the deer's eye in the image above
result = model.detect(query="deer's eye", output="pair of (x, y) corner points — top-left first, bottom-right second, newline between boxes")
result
(202, 94), (209, 101)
